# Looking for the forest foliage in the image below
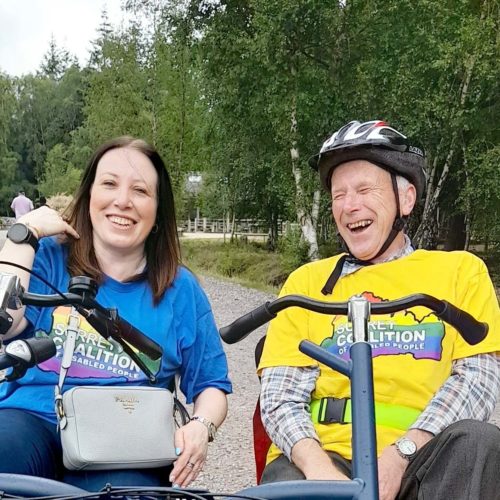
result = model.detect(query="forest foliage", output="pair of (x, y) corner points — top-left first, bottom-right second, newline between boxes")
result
(0, 0), (498, 259)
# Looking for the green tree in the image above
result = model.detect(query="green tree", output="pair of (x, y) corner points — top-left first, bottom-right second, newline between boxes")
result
(196, 0), (341, 256)
(10, 58), (86, 187)
(39, 35), (76, 80)
(82, 24), (151, 145)
(38, 143), (82, 196)
(0, 74), (24, 213)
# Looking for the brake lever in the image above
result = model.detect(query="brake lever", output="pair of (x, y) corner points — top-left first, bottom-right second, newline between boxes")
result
(4, 364), (29, 382)
(0, 274), (23, 335)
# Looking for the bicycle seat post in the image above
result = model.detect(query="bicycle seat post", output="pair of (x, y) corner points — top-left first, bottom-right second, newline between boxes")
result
(348, 295), (379, 500)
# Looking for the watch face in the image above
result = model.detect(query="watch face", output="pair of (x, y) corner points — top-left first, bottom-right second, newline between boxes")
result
(8, 223), (29, 243)
(206, 422), (216, 441)
(398, 438), (417, 455)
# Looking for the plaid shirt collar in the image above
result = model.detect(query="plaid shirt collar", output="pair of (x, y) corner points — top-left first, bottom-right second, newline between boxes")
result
(341, 235), (414, 278)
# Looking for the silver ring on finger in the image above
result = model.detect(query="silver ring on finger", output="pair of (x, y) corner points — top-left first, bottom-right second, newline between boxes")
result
(187, 461), (195, 469)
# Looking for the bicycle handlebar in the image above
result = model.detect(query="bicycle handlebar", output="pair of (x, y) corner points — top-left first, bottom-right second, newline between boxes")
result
(219, 293), (488, 346)
(0, 338), (57, 382)
(21, 290), (163, 360)
(0, 271), (163, 381)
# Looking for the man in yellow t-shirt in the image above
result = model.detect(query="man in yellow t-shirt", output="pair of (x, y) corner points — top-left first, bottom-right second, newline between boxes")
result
(258, 120), (500, 500)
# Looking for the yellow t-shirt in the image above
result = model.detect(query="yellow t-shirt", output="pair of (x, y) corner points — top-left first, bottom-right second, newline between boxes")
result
(258, 250), (500, 462)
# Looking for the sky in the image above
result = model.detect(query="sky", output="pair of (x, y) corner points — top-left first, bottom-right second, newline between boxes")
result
(0, 0), (130, 77)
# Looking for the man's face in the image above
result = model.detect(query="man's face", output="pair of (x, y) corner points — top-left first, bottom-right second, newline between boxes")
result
(330, 160), (415, 262)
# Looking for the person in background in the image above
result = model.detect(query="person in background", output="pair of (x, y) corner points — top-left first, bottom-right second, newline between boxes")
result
(258, 120), (500, 499)
(0, 136), (232, 491)
(10, 191), (34, 219)
(34, 196), (49, 209)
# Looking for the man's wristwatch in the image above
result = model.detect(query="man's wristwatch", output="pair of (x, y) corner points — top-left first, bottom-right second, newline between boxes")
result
(7, 223), (39, 252)
(191, 415), (217, 442)
(393, 437), (417, 462)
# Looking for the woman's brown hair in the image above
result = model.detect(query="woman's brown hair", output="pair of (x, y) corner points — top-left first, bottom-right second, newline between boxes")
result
(65, 136), (181, 304)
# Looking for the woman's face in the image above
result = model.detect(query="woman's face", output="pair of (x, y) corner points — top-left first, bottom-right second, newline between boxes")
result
(89, 146), (158, 256)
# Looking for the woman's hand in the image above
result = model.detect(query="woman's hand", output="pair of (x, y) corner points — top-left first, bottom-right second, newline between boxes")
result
(169, 420), (209, 488)
(169, 388), (227, 488)
(18, 206), (80, 240)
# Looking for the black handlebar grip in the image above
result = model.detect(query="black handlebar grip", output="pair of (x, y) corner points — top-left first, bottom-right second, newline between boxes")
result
(29, 338), (57, 365)
(84, 310), (114, 340)
(220, 302), (277, 344)
(115, 318), (163, 360)
(82, 309), (162, 360)
(437, 301), (489, 345)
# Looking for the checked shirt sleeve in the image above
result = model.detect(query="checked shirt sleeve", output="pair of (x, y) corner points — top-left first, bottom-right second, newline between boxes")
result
(260, 365), (320, 461)
(410, 353), (500, 435)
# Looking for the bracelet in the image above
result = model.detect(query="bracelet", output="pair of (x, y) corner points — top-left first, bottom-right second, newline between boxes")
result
(191, 415), (217, 442)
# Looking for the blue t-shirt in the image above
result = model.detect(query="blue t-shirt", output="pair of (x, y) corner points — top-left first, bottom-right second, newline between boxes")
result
(0, 237), (232, 423)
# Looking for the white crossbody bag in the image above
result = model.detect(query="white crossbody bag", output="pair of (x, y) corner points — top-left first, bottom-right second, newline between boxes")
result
(54, 310), (178, 471)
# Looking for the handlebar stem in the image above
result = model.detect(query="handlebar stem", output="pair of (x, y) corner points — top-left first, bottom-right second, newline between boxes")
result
(348, 295), (371, 343)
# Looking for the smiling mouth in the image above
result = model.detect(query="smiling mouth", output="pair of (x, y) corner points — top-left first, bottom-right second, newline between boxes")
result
(346, 219), (373, 233)
(107, 215), (136, 229)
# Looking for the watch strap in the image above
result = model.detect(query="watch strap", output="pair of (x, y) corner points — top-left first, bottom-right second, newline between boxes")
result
(191, 415), (217, 442)
(25, 225), (39, 252)
(7, 223), (39, 252)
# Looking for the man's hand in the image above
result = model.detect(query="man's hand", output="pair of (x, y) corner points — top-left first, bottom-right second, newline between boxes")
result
(291, 438), (349, 480)
(378, 429), (434, 500)
(377, 445), (407, 500)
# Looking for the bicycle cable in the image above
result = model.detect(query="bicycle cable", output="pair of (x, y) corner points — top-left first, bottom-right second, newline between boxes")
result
(0, 260), (67, 300)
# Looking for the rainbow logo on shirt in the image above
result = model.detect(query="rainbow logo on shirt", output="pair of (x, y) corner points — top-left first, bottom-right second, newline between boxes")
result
(35, 306), (160, 381)
(320, 292), (445, 361)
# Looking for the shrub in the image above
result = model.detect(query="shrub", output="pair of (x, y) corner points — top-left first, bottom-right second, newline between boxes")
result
(47, 194), (73, 214)
(181, 239), (285, 292)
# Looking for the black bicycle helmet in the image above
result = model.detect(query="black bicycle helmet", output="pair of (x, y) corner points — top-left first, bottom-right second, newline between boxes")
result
(309, 120), (427, 200)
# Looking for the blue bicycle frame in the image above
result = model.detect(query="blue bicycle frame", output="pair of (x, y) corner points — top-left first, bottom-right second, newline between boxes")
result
(231, 295), (378, 500)
(220, 291), (486, 500)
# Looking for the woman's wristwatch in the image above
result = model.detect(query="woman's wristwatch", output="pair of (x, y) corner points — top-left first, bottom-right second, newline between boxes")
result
(6, 223), (39, 252)
(191, 415), (217, 442)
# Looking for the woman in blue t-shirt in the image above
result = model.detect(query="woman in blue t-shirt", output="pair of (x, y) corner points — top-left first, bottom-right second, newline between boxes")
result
(0, 136), (232, 490)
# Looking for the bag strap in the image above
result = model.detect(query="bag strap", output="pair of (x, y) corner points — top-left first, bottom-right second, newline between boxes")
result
(171, 373), (191, 426)
(54, 307), (81, 428)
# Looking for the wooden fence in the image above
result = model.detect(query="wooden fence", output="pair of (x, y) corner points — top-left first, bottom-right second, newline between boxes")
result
(178, 218), (298, 236)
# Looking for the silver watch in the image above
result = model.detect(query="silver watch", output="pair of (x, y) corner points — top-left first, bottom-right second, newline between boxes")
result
(191, 415), (217, 442)
(394, 437), (417, 462)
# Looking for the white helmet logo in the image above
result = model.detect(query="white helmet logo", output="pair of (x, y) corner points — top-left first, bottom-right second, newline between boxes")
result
(343, 121), (407, 142)
(320, 131), (339, 153)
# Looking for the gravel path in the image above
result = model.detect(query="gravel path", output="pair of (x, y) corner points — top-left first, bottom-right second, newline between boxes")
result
(190, 275), (274, 494)
(192, 274), (500, 495)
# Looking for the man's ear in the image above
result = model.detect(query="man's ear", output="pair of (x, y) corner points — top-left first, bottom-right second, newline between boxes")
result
(400, 184), (417, 217)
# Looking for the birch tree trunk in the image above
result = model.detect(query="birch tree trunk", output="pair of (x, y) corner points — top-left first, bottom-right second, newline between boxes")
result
(414, 34), (479, 248)
(289, 88), (320, 260)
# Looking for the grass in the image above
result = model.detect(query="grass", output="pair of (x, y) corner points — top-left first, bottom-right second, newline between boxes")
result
(181, 239), (289, 294)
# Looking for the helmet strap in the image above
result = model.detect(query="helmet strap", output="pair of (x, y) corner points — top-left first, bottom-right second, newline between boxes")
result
(373, 173), (406, 258)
